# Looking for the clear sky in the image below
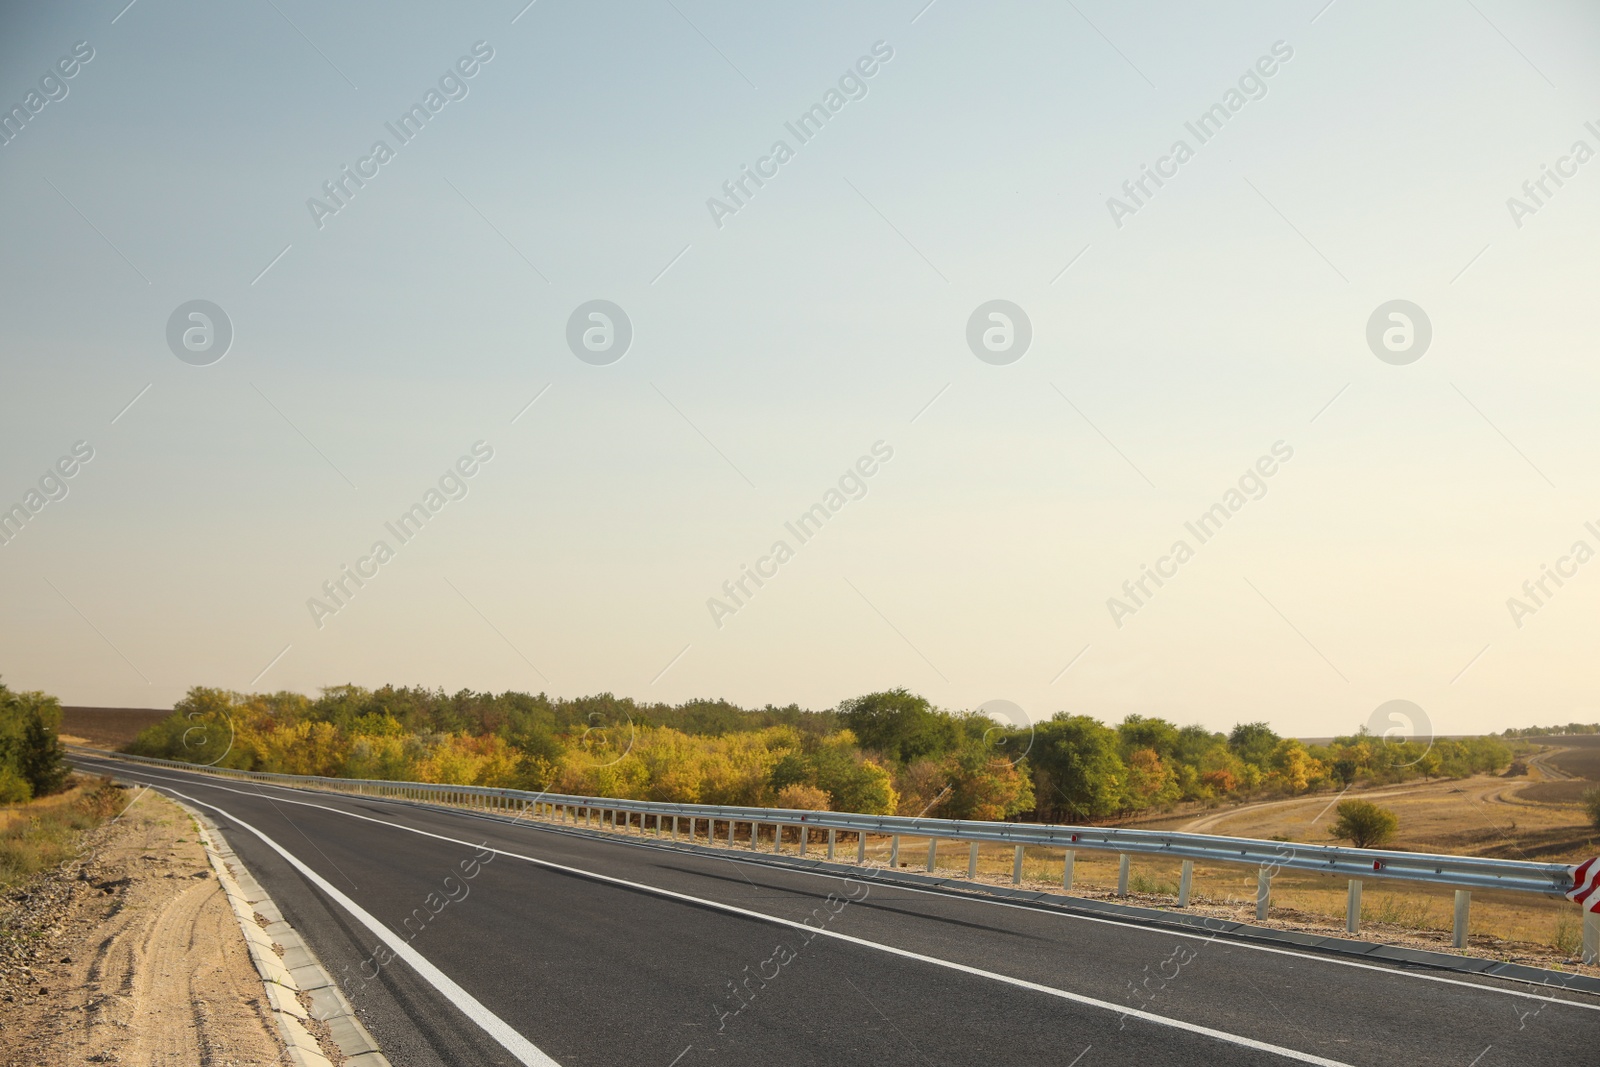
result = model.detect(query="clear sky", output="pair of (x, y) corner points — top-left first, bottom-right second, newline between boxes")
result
(3, 0), (1599, 739)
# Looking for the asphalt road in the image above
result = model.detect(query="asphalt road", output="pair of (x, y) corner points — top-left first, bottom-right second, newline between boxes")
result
(72, 754), (1600, 1067)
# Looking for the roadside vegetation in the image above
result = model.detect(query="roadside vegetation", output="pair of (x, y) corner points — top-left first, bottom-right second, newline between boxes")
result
(0, 776), (124, 889)
(0, 680), (71, 803)
(1330, 799), (1400, 848)
(128, 685), (1513, 822)
(0, 680), (122, 889)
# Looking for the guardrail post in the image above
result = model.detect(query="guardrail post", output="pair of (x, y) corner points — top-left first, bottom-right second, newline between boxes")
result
(1584, 909), (1599, 965)
(968, 842), (979, 879)
(728, 820), (736, 847)
(1063, 849), (1075, 892)
(774, 825), (783, 853)
(1117, 854), (1130, 897)
(1346, 879), (1362, 933)
(827, 828), (836, 860)
(889, 835), (900, 868)
(926, 837), (938, 872)
(799, 826), (807, 856)
(856, 832), (866, 865)
(1178, 860), (1193, 907)
(1256, 867), (1271, 920)
(671, 816), (679, 840)
(1453, 890), (1471, 949)
(1012, 845), (1024, 885)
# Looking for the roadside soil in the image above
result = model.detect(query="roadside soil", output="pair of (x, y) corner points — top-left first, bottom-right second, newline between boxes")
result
(0, 788), (286, 1066)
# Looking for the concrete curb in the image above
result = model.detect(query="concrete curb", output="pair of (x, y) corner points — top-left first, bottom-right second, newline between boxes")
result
(174, 798), (392, 1067)
(448, 805), (1600, 999)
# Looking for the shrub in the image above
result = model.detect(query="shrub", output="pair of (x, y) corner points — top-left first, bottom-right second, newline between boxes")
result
(1331, 799), (1399, 848)
(1583, 786), (1600, 832)
(0, 765), (31, 804)
(0, 775), (126, 888)
(0, 682), (69, 798)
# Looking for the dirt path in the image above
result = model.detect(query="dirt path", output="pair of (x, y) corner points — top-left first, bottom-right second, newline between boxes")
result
(0, 788), (286, 1066)
(1168, 764), (1595, 864)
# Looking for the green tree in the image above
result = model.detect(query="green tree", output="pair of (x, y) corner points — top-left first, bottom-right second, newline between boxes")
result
(0, 683), (69, 798)
(839, 689), (959, 765)
(1228, 721), (1281, 768)
(1030, 714), (1126, 822)
(1117, 715), (1181, 762)
(1331, 799), (1399, 848)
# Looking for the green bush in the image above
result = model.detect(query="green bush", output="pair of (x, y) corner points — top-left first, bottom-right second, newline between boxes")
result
(0, 765), (31, 803)
(0, 680), (70, 799)
(1331, 799), (1399, 848)
(1583, 786), (1600, 832)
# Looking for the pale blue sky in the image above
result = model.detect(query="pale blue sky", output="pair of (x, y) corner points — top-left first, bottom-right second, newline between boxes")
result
(4, 0), (1600, 738)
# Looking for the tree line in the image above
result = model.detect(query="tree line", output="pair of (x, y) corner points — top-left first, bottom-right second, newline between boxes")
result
(127, 685), (1514, 822)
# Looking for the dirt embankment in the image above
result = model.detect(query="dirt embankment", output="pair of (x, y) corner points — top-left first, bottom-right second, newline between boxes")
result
(0, 788), (285, 1066)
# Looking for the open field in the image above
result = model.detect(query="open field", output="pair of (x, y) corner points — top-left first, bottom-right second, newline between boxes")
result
(1543, 735), (1600, 780)
(58, 707), (169, 751)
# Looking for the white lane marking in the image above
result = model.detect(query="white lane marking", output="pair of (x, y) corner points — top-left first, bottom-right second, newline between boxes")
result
(148, 779), (1346, 1064)
(80, 757), (1600, 1013)
(169, 789), (559, 1067)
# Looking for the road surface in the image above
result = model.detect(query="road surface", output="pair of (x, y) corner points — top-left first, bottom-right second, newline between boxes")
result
(72, 753), (1598, 1067)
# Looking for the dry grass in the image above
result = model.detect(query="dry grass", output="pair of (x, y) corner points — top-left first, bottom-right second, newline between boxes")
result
(0, 776), (125, 889)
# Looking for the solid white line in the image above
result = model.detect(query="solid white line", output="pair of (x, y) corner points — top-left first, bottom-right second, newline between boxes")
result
(157, 785), (1351, 1064)
(167, 788), (559, 1067)
(83, 758), (1600, 1012)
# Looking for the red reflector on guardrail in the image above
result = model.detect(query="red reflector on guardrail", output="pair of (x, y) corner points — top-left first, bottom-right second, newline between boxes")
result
(1373, 860), (1384, 871)
(1568, 857), (1600, 913)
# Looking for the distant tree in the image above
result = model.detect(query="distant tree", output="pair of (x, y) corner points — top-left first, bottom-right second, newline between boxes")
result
(839, 689), (959, 765)
(1030, 714), (1126, 822)
(1228, 722), (1281, 768)
(1331, 758), (1359, 786)
(1117, 715), (1181, 762)
(935, 749), (1034, 821)
(776, 783), (829, 811)
(1331, 799), (1399, 848)
(1583, 787), (1600, 833)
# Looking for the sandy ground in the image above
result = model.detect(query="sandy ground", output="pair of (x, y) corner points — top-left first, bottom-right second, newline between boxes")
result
(0, 789), (286, 1066)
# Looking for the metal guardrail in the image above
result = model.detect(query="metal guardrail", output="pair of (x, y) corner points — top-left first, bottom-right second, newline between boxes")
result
(74, 747), (1589, 954)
